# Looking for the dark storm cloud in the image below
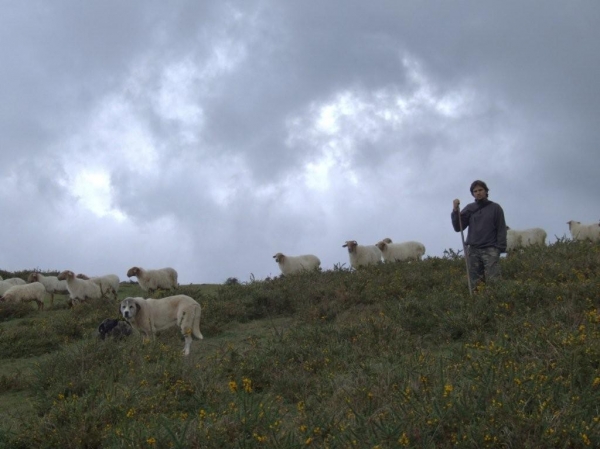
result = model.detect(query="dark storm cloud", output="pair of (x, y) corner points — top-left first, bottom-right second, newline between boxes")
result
(1, 1), (599, 283)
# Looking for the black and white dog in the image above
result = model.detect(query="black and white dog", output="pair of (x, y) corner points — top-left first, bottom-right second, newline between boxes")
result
(97, 318), (133, 340)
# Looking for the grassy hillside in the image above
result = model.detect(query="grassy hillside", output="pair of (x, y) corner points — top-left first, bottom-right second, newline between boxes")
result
(1, 239), (599, 448)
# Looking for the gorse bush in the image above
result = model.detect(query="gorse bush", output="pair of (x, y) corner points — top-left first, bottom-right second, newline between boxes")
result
(0, 302), (32, 322)
(0, 239), (599, 448)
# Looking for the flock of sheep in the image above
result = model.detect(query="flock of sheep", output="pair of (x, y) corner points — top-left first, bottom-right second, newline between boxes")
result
(273, 237), (427, 275)
(0, 266), (178, 311)
(273, 220), (600, 275)
(0, 220), (598, 310)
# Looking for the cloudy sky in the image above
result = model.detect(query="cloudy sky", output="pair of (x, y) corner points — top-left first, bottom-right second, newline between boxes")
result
(1, 1), (598, 284)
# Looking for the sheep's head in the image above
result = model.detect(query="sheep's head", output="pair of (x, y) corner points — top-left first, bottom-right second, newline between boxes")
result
(382, 238), (392, 244)
(566, 220), (580, 230)
(273, 253), (285, 263)
(27, 272), (39, 283)
(343, 240), (358, 253)
(126, 267), (140, 277)
(375, 241), (387, 251)
(76, 274), (90, 280)
(57, 270), (74, 281)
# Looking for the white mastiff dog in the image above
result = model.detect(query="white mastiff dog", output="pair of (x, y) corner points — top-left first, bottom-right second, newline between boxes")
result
(120, 295), (203, 356)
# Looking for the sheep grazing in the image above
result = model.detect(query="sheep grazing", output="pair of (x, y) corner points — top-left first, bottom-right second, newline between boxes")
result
(4, 277), (26, 286)
(506, 226), (547, 252)
(27, 272), (69, 307)
(0, 279), (27, 296)
(126, 266), (178, 293)
(375, 240), (426, 262)
(342, 240), (382, 269)
(273, 253), (321, 275)
(77, 273), (120, 300)
(0, 282), (46, 310)
(0, 281), (15, 296)
(57, 270), (103, 304)
(567, 220), (600, 243)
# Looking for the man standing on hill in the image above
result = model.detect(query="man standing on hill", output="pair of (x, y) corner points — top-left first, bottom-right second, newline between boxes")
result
(451, 180), (507, 288)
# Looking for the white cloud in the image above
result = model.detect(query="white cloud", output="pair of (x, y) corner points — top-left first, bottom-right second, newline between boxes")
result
(68, 168), (125, 221)
(1, 1), (599, 283)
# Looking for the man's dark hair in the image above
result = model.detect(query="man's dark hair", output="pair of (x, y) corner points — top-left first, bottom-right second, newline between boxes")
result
(470, 180), (489, 196)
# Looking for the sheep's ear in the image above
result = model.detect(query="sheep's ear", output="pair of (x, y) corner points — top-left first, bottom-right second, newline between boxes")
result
(135, 302), (141, 312)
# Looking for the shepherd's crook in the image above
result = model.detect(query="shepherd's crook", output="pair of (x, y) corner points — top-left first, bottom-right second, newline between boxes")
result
(457, 201), (473, 297)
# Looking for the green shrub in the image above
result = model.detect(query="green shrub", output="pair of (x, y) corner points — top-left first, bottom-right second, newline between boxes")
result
(1, 240), (600, 447)
(0, 302), (36, 322)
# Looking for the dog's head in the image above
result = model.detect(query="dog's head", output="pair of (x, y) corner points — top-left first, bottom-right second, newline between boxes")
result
(98, 318), (133, 340)
(120, 297), (141, 320)
(98, 318), (120, 340)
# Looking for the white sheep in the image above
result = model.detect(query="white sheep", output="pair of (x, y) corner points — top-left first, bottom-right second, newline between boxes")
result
(506, 226), (547, 252)
(76, 273), (120, 300)
(0, 280), (16, 296)
(57, 270), (103, 304)
(342, 240), (382, 269)
(0, 278), (27, 296)
(27, 272), (69, 307)
(567, 220), (600, 243)
(273, 253), (321, 275)
(4, 277), (26, 286)
(375, 240), (426, 262)
(0, 282), (46, 310)
(126, 266), (178, 293)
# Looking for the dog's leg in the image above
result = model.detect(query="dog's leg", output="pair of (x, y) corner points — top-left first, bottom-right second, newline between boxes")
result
(183, 334), (192, 356)
(182, 325), (194, 356)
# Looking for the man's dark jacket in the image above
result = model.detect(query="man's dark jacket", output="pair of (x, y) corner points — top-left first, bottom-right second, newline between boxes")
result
(451, 199), (507, 253)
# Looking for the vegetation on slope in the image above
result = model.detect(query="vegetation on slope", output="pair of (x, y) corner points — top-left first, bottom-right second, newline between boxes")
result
(0, 239), (599, 448)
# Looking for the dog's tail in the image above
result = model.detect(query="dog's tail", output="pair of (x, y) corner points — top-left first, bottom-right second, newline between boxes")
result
(193, 304), (203, 340)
